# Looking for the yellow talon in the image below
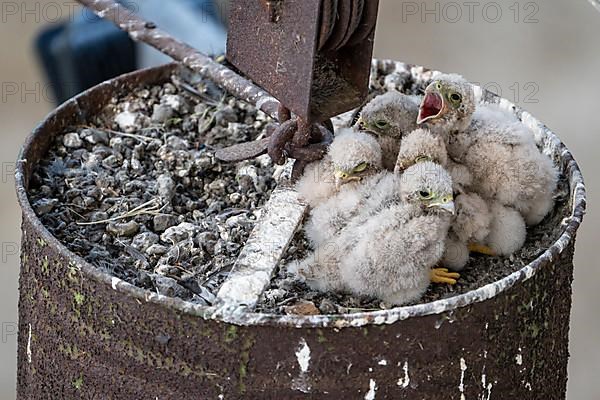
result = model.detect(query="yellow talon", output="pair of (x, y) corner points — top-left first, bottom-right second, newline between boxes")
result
(468, 243), (497, 256)
(430, 268), (460, 285)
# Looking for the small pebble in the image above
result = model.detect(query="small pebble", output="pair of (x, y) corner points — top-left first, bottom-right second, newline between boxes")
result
(62, 133), (82, 148)
(146, 244), (168, 256)
(160, 222), (197, 243)
(151, 103), (175, 123)
(284, 300), (321, 316)
(163, 94), (184, 112)
(106, 221), (139, 237)
(89, 211), (108, 222)
(153, 214), (177, 232)
(229, 193), (242, 204)
(263, 288), (287, 302)
(114, 109), (138, 132)
(153, 275), (193, 300)
(318, 299), (337, 314)
(132, 232), (159, 252)
(33, 198), (58, 215)
(156, 174), (176, 201)
(80, 128), (109, 145)
(214, 105), (238, 125)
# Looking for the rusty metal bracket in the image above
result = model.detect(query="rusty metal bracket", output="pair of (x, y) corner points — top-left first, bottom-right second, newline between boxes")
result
(227, 0), (379, 123)
(223, 0), (379, 175)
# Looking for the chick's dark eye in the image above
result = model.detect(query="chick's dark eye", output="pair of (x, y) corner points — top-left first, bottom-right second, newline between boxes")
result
(419, 190), (431, 199)
(375, 120), (389, 129)
(450, 93), (462, 102)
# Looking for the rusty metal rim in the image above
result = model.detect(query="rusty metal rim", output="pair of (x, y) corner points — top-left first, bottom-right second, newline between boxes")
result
(15, 61), (587, 329)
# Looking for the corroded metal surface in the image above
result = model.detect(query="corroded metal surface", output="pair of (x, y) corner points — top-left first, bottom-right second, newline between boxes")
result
(16, 63), (586, 399)
(225, 0), (379, 174)
(227, 0), (379, 122)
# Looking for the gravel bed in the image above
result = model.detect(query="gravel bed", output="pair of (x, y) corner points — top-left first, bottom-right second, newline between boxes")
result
(28, 74), (277, 305)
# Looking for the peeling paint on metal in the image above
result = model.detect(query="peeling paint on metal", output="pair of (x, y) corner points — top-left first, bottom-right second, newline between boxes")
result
(397, 361), (410, 388)
(292, 338), (312, 393)
(111, 277), (120, 291)
(480, 365), (493, 400)
(26, 324), (32, 364)
(480, 375), (493, 400)
(459, 358), (467, 400)
(296, 338), (311, 373)
(365, 379), (377, 400)
(515, 351), (523, 366)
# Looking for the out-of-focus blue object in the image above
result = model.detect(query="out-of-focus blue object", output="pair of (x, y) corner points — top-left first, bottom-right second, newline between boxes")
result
(35, 0), (227, 105)
(35, 7), (136, 104)
(135, 0), (227, 68)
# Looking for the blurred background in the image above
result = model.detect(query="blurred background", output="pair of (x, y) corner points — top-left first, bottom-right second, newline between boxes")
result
(0, 0), (598, 398)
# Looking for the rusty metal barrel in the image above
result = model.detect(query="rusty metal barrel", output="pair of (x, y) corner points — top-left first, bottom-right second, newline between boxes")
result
(16, 63), (586, 399)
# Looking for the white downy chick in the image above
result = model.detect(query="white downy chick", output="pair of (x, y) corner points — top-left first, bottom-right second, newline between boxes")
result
(442, 192), (492, 271)
(302, 130), (384, 247)
(395, 129), (491, 271)
(484, 202), (527, 257)
(291, 161), (455, 306)
(417, 74), (558, 226)
(295, 128), (383, 208)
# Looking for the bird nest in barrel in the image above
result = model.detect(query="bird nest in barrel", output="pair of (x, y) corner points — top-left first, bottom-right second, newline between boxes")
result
(26, 62), (572, 315)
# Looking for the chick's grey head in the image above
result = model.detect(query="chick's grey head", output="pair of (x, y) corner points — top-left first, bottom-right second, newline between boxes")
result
(400, 161), (455, 215)
(396, 128), (448, 172)
(417, 74), (475, 133)
(328, 128), (382, 188)
(357, 92), (419, 138)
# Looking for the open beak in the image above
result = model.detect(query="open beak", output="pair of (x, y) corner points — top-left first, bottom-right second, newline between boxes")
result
(429, 200), (455, 215)
(417, 91), (445, 124)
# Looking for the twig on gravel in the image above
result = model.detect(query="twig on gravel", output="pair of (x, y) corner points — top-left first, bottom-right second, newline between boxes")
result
(76, 198), (165, 226)
(81, 125), (159, 143)
(103, 129), (155, 143)
(171, 75), (221, 106)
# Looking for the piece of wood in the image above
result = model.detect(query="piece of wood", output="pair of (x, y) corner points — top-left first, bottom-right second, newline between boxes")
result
(216, 186), (307, 309)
